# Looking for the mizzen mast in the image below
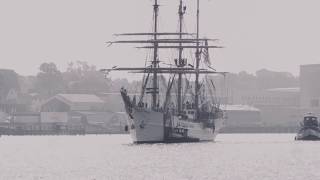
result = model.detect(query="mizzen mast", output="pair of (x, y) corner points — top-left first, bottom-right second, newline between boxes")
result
(194, 0), (201, 119)
(177, 0), (186, 114)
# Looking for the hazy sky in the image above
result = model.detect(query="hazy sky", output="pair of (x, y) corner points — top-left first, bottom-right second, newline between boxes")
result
(0, 0), (320, 78)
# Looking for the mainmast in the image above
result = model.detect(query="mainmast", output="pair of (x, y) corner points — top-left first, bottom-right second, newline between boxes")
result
(194, 0), (201, 118)
(177, 0), (186, 114)
(152, 0), (159, 109)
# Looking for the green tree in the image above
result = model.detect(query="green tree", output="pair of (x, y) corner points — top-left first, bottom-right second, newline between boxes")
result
(35, 62), (65, 97)
(0, 69), (20, 103)
(63, 61), (110, 93)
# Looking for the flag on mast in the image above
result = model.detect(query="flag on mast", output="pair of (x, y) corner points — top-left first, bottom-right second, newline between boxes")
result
(203, 40), (211, 66)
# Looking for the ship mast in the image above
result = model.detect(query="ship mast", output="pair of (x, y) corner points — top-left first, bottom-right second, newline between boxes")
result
(177, 0), (185, 114)
(195, 0), (200, 118)
(152, 0), (159, 109)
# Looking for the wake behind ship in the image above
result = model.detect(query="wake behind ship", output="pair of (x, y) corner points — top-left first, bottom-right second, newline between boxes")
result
(102, 0), (226, 143)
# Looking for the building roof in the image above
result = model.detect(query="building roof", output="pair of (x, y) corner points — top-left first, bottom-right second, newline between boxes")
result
(266, 87), (300, 93)
(300, 64), (320, 68)
(57, 94), (104, 104)
(41, 94), (105, 111)
(222, 105), (260, 112)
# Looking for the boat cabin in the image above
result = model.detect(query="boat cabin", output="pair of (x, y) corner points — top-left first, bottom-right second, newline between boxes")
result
(303, 115), (319, 127)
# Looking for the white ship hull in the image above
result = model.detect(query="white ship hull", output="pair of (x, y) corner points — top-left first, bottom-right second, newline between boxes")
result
(174, 118), (224, 141)
(127, 108), (165, 143)
(126, 107), (224, 143)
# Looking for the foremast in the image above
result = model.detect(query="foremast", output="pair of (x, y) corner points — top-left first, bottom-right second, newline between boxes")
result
(152, 0), (160, 109)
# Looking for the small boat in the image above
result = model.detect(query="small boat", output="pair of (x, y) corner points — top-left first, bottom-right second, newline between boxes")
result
(295, 113), (320, 140)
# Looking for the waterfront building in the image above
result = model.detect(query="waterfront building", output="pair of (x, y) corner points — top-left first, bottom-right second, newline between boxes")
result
(300, 64), (320, 110)
(40, 94), (126, 134)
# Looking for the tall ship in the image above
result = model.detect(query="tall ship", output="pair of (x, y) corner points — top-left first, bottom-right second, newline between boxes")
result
(102, 0), (226, 143)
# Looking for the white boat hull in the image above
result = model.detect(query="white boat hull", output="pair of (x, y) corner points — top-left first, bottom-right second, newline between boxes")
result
(126, 107), (224, 143)
(177, 118), (224, 141)
(295, 128), (320, 141)
(127, 108), (165, 143)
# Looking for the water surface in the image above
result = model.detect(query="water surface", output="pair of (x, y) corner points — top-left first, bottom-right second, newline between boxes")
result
(0, 134), (319, 180)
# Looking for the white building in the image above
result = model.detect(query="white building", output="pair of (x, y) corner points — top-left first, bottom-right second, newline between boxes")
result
(300, 64), (320, 110)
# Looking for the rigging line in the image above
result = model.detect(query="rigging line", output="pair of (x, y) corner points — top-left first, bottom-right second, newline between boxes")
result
(184, 21), (195, 67)
(206, 76), (217, 107)
(187, 46), (195, 67)
(182, 73), (193, 103)
(163, 75), (173, 110)
(174, 76), (179, 106)
(139, 42), (153, 102)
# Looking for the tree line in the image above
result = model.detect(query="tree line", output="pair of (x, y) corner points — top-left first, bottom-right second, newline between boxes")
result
(1, 62), (299, 100)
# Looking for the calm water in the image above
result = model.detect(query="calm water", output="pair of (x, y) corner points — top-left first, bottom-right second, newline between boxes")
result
(0, 134), (319, 180)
